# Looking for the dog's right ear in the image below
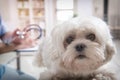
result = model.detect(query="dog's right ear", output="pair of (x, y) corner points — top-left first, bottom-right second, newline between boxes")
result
(51, 24), (66, 53)
(51, 26), (60, 40)
(51, 25), (62, 45)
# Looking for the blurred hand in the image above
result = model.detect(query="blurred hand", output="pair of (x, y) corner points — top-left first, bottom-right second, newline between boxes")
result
(11, 28), (37, 49)
(12, 29), (23, 44)
(15, 38), (37, 49)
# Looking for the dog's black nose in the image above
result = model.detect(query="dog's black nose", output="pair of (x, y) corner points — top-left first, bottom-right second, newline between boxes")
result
(75, 44), (86, 52)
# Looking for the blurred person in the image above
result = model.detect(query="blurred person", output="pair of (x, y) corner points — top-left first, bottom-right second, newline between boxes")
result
(0, 16), (36, 54)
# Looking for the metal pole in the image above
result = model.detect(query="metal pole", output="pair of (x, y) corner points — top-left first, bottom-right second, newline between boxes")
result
(104, 0), (108, 23)
(16, 52), (21, 71)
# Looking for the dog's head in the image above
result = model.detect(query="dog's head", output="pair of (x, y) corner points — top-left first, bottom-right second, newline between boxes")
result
(51, 17), (116, 75)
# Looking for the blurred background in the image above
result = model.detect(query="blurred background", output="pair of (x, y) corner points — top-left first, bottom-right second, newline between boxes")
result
(0, 0), (120, 36)
(0, 0), (120, 79)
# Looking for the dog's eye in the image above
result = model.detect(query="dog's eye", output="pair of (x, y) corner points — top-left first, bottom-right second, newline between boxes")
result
(66, 36), (74, 44)
(86, 33), (95, 41)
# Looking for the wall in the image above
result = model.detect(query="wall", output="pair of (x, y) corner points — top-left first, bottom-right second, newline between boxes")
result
(45, 0), (94, 36)
(77, 0), (104, 19)
(0, 0), (10, 21)
(0, 0), (18, 31)
(108, 0), (120, 28)
(45, 0), (56, 36)
(92, 0), (104, 19)
(77, 0), (93, 16)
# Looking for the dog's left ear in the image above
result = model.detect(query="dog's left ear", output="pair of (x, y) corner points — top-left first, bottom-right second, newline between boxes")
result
(104, 40), (116, 62)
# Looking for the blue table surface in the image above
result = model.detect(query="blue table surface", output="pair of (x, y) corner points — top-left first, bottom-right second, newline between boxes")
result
(0, 65), (36, 80)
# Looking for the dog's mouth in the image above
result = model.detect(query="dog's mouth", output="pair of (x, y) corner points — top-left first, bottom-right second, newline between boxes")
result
(77, 55), (87, 59)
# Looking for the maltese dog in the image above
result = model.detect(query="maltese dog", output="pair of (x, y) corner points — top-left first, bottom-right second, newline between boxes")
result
(35, 16), (116, 80)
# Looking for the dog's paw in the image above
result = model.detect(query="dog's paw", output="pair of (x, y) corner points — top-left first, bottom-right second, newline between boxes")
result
(39, 71), (54, 80)
(92, 73), (116, 80)
(51, 77), (63, 80)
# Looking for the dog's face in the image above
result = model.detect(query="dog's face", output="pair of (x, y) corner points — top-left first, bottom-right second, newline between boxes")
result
(51, 17), (115, 75)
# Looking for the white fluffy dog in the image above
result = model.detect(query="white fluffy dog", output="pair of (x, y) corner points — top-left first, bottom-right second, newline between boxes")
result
(35, 16), (116, 80)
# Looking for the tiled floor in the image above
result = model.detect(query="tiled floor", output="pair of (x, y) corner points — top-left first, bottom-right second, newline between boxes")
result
(0, 39), (120, 80)
(0, 51), (43, 79)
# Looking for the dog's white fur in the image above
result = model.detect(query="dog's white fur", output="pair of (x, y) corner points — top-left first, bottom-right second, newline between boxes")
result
(35, 16), (116, 80)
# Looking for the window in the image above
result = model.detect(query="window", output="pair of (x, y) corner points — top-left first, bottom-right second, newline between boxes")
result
(56, 0), (74, 21)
